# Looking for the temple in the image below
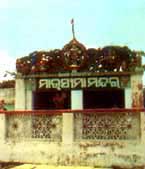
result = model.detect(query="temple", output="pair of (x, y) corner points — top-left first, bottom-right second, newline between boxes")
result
(0, 36), (145, 168)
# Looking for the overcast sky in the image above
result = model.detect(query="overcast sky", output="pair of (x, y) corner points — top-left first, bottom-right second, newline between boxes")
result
(0, 0), (145, 81)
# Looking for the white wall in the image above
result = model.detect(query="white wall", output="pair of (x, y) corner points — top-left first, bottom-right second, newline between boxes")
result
(0, 88), (14, 104)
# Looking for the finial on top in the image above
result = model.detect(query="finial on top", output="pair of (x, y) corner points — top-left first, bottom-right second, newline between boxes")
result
(71, 18), (75, 39)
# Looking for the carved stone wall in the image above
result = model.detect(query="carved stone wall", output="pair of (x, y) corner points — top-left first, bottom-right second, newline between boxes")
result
(74, 112), (140, 140)
(1, 111), (145, 167)
(6, 114), (62, 141)
(32, 115), (62, 140)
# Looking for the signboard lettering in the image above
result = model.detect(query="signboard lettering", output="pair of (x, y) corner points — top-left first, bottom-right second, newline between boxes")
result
(38, 77), (120, 90)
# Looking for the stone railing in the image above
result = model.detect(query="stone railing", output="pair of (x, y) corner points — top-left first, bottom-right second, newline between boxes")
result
(0, 108), (142, 142)
(5, 110), (62, 141)
(74, 110), (140, 141)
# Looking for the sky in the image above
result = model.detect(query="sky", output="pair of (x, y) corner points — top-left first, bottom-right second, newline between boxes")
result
(0, 0), (145, 81)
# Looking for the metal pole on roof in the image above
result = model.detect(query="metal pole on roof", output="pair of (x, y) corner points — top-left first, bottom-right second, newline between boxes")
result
(71, 18), (75, 39)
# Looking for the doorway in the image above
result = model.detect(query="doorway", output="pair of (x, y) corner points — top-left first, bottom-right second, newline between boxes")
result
(83, 88), (125, 109)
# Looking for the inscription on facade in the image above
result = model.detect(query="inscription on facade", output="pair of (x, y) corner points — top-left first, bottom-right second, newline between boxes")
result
(38, 77), (120, 90)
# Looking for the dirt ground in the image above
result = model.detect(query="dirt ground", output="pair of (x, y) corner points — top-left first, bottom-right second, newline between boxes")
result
(0, 163), (96, 169)
(0, 162), (23, 169)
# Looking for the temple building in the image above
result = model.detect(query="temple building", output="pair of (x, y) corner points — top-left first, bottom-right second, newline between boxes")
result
(0, 35), (145, 168)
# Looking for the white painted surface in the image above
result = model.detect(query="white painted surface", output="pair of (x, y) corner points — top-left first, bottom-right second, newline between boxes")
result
(125, 88), (132, 108)
(71, 90), (83, 110)
(1, 75), (144, 166)
(62, 113), (74, 144)
(15, 79), (26, 110)
(0, 88), (14, 104)
(0, 114), (5, 142)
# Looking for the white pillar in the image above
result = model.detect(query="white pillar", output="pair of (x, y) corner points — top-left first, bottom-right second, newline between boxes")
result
(131, 74), (144, 144)
(26, 90), (32, 110)
(25, 79), (33, 110)
(140, 112), (145, 144)
(15, 79), (26, 110)
(62, 90), (83, 144)
(124, 88), (132, 108)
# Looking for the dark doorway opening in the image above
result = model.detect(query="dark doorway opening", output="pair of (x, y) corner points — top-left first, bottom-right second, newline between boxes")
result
(83, 88), (125, 109)
(33, 90), (71, 110)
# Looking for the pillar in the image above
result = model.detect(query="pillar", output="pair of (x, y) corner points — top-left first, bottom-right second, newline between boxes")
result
(62, 90), (83, 144)
(131, 74), (144, 108)
(131, 73), (144, 143)
(15, 78), (26, 110)
(125, 88), (132, 108)
(0, 114), (6, 142)
(140, 112), (145, 144)
(25, 79), (33, 110)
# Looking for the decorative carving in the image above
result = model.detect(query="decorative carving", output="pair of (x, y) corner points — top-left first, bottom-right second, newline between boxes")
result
(87, 46), (131, 72)
(132, 81), (144, 108)
(7, 114), (31, 139)
(120, 76), (130, 87)
(75, 112), (140, 140)
(32, 115), (62, 140)
(62, 39), (87, 70)
(6, 114), (62, 141)
(16, 44), (144, 75)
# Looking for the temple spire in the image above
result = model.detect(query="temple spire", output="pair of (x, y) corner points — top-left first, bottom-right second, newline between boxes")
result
(71, 18), (75, 39)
